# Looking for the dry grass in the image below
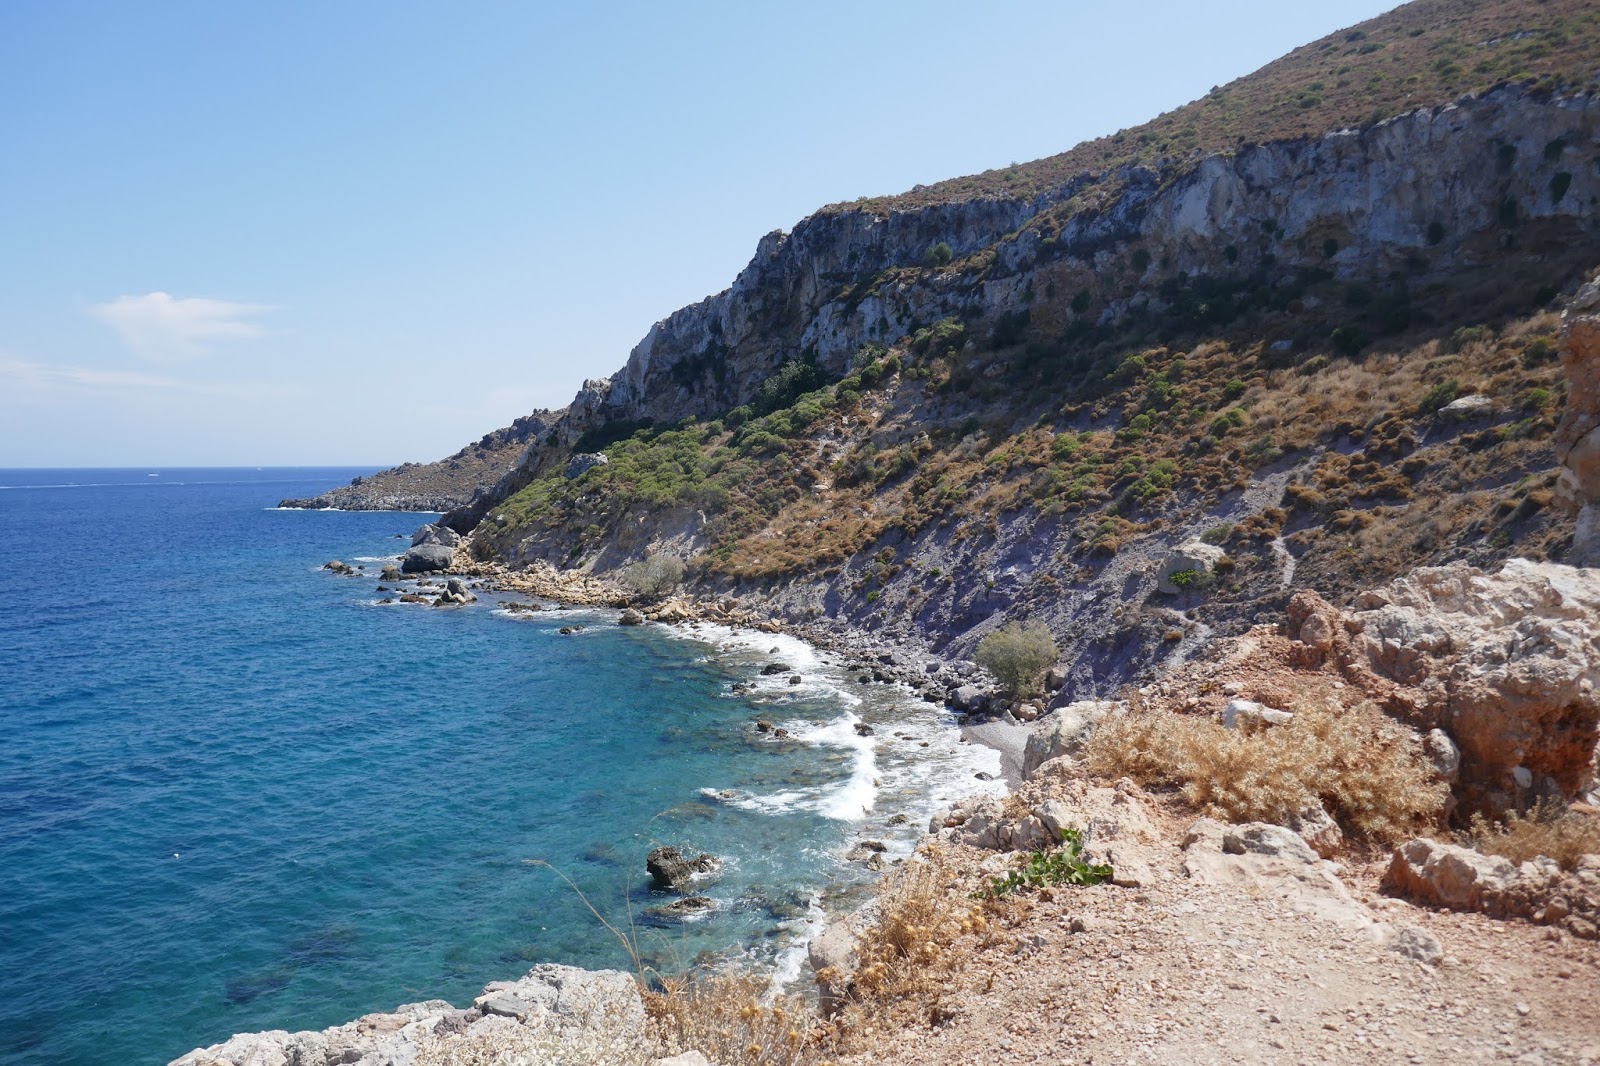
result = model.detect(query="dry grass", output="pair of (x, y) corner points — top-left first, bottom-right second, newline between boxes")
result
(1465, 800), (1600, 870)
(827, 844), (986, 1047)
(1086, 698), (1448, 841)
(644, 973), (815, 1066)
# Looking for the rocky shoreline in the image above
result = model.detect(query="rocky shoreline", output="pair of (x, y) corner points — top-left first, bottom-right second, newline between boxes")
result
(169, 529), (1027, 1066)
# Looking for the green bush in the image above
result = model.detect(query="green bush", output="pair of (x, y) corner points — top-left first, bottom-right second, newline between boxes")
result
(1418, 379), (1460, 414)
(621, 554), (686, 600)
(974, 621), (1058, 699)
(978, 827), (1113, 898)
(926, 241), (953, 268)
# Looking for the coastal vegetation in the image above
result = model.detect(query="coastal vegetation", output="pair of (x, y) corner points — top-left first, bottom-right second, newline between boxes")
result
(972, 622), (1058, 700)
(828, 0), (1600, 213)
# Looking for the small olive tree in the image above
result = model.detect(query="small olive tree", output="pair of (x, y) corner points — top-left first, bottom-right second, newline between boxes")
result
(975, 621), (1058, 700)
(622, 553), (686, 600)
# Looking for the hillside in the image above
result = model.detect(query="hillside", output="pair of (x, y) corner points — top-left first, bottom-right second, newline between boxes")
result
(832, 0), (1600, 213)
(292, 0), (1600, 687)
(279, 411), (554, 512)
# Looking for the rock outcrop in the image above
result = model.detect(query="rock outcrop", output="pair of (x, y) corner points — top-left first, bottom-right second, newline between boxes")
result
(1558, 272), (1600, 566)
(1286, 560), (1600, 815)
(168, 964), (645, 1066)
(1383, 838), (1600, 940)
(557, 86), (1600, 446)
(401, 543), (455, 574)
(1021, 700), (1122, 778)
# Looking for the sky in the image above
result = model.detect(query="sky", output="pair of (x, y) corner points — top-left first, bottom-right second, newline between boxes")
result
(0, 1), (1402, 467)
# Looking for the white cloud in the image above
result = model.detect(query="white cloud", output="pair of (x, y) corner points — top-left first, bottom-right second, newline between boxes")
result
(90, 291), (274, 360)
(0, 356), (288, 400)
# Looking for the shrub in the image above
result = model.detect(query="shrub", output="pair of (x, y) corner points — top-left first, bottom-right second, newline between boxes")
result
(1086, 699), (1447, 840)
(1330, 325), (1370, 356)
(1417, 379), (1460, 414)
(644, 974), (811, 1066)
(979, 827), (1113, 898)
(974, 621), (1058, 699)
(621, 554), (686, 600)
(926, 241), (953, 267)
(1464, 801), (1600, 871)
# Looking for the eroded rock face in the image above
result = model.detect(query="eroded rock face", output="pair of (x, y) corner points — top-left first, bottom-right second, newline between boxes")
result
(1558, 273), (1600, 567)
(168, 964), (644, 1066)
(1382, 838), (1600, 940)
(1021, 700), (1122, 778)
(1287, 561), (1600, 816)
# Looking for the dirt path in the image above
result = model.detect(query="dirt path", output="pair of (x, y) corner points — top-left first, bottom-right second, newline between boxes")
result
(842, 832), (1600, 1066)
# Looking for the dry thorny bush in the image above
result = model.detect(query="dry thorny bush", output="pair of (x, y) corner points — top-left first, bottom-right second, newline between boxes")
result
(823, 843), (992, 1051)
(1465, 799), (1600, 870)
(645, 972), (813, 1066)
(1086, 697), (1447, 840)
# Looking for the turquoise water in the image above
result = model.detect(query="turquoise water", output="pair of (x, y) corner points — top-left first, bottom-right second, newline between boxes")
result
(0, 469), (999, 1065)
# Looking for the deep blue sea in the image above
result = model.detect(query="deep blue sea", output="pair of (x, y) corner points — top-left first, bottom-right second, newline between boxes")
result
(0, 468), (999, 1065)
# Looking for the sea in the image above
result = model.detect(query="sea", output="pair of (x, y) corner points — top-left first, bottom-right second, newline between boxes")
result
(0, 468), (1001, 1066)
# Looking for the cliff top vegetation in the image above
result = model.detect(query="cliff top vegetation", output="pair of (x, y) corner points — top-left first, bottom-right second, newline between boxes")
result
(825, 0), (1600, 215)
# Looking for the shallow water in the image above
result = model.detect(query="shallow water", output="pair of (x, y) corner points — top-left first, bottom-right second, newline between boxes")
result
(0, 468), (1000, 1065)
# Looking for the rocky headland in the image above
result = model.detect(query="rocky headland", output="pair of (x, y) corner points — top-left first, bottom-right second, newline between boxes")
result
(210, 2), (1600, 1062)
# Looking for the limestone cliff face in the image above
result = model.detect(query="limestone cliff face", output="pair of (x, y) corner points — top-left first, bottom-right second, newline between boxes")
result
(559, 86), (1600, 443)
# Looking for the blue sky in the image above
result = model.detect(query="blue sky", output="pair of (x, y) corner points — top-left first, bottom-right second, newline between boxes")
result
(0, 1), (1401, 466)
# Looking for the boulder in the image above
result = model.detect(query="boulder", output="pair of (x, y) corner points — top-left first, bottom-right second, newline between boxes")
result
(948, 684), (989, 713)
(759, 662), (792, 676)
(380, 564), (402, 581)
(1157, 540), (1226, 595)
(1184, 818), (1386, 938)
(411, 523), (461, 549)
(1283, 804), (1343, 858)
(1221, 699), (1294, 730)
(401, 543), (454, 574)
(1438, 394), (1495, 418)
(618, 608), (645, 626)
(433, 577), (478, 606)
(322, 560), (354, 575)
(646, 846), (721, 891)
(644, 896), (714, 920)
(808, 919), (859, 1016)
(1382, 838), (1520, 911)
(1021, 700), (1121, 778)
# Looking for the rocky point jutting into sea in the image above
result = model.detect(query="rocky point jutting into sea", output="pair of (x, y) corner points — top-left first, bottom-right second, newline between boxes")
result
(228, 3), (1600, 1061)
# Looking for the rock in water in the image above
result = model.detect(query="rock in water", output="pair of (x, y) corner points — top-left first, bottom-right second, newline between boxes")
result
(645, 846), (721, 891)
(401, 542), (454, 574)
(618, 608), (644, 625)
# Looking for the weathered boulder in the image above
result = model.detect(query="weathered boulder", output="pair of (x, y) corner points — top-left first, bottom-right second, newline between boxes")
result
(1221, 698), (1294, 730)
(401, 542), (454, 574)
(618, 608), (645, 625)
(433, 577), (477, 606)
(1438, 393), (1495, 418)
(411, 523), (461, 549)
(1157, 540), (1226, 595)
(947, 683), (990, 713)
(1557, 273), (1600, 566)
(1382, 837), (1524, 912)
(322, 560), (354, 576)
(646, 846), (721, 891)
(1021, 700), (1122, 778)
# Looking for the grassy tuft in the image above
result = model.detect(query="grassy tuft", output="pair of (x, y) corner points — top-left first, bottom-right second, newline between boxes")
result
(1086, 699), (1447, 840)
